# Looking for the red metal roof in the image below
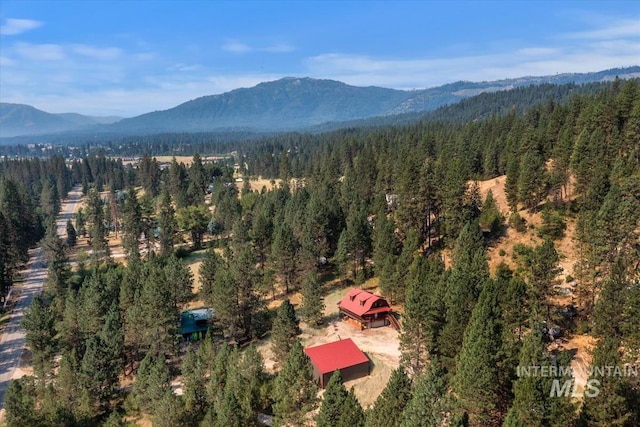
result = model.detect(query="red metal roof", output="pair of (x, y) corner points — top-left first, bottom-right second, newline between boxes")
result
(304, 338), (369, 374)
(337, 288), (391, 317)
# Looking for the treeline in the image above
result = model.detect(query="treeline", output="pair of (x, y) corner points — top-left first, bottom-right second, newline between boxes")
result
(1, 155), (72, 296)
(0, 80), (613, 161)
(0, 154), (130, 298)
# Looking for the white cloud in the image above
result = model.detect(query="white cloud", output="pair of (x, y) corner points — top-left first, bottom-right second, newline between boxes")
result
(0, 18), (43, 36)
(222, 40), (252, 53)
(303, 14), (640, 90)
(304, 40), (640, 90)
(517, 47), (561, 56)
(0, 56), (16, 66)
(221, 40), (295, 54)
(566, 18), (640, 40)
(264, 43), (295, 53)
(14, 42), (65, 61)
(73, 45), (122, 60)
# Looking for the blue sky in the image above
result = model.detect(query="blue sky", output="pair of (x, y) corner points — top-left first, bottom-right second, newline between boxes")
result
(1, 1), (638, 117)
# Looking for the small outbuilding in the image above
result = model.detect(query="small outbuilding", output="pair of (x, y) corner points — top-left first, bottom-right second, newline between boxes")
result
(180, 308), (215, 341)
(304, 338), (370, 388)
(338, 288), (397, 329)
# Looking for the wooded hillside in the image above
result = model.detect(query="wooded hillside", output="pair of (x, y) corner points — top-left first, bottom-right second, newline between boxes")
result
(1, 79), (638, 426)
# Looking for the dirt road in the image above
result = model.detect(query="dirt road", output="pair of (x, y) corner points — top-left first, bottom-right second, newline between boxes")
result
(0, 186), (82, 408)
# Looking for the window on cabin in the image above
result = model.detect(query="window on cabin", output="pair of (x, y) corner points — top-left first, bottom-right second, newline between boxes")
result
(195, 319), (208, 327)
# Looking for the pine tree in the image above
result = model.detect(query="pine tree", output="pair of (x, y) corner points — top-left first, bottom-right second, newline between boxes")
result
(505, 157), (520, 212)
(272, 341), (318, 426)
(593, 258), (628, 340)
(525, 239), (561, 319)
(400, 256), (445, 376)
(152, 391), (188, 427)
(236, 344), (269, 423)
(271, 299), (301, 362)
(102, 411), (126, 427)
(157, 189), (178, 257)
(299, 270), (324, 327)
(176, 204), (210, 250)
(439, 222), (488, 369)
(479, 190), (503, 235)
(271, 222), (299, 294)
(621, 276), (640, 363)
(58, 291), (81, 353)
(504, 322), (576, 427)
(0, 212), (13, 298)
(66, 219), (77, 247)
(54, 350), (83, 420)
(40, 178), (60, 217)
(251, 212), (273, 269)
(97, 302), (124, 399)
(188, 153), (208, 204)
(206, 343), (234, 404)
(365, 367), (412, 427)
(23, 295), (56, 378)
(372, 213), (400, 301)
(85, 188), (109, 263)
(132, 352), (171, 413)
(199, 248), (223, 307)
(79, 336), (112, 416)
(42, 222), (71, 311)
(335, 228), (351, 277)
(4, 377), (40, 427)
(579, 337), (636, 427)
(316, 371), (348, 427)
(401, 359), (452, 427)
(181, 346), (207, 423)
(214, 385), (243, 427)
(346, 203), (372, 280)
(121, 187), (143, 258)
(452, 279), (502, 425)
(394, 228), (420, 304)
(164, 254), (193, 313)
(137, 260), (178, 356)
(230, 246), (262, 339)
(209, 267), (243, 340)
(341, 387), (365, 427)
(517, 146), (547, 211)
(75, 207), (86, 236)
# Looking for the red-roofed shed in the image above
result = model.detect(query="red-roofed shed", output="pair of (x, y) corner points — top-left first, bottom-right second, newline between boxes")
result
(304, 338), (370, 388)
(338, 288), (395, 329)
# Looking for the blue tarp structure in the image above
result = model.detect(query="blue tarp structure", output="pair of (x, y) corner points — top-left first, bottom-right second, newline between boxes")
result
(180, 308), (215, 341)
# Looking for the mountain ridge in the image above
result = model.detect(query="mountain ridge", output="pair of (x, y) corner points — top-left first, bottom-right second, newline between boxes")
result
(0, 103), (123, 138)
(1, 66), (638, 138)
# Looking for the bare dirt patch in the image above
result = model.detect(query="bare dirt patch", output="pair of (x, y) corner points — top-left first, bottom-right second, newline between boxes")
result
(476, 175), (509, 214)
(235, 177), (282, 193)
(557, 334), (596, 393)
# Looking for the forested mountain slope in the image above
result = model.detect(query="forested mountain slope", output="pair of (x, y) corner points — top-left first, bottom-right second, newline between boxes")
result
(1, 66), (637, 139)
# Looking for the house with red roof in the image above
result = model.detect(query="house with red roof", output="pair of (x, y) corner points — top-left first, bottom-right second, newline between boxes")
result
(304, 338), (370, 388)
(338, 288), (398, 329)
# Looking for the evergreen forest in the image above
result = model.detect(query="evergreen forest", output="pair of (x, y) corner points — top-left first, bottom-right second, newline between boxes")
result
(0, 79), (638, 426)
